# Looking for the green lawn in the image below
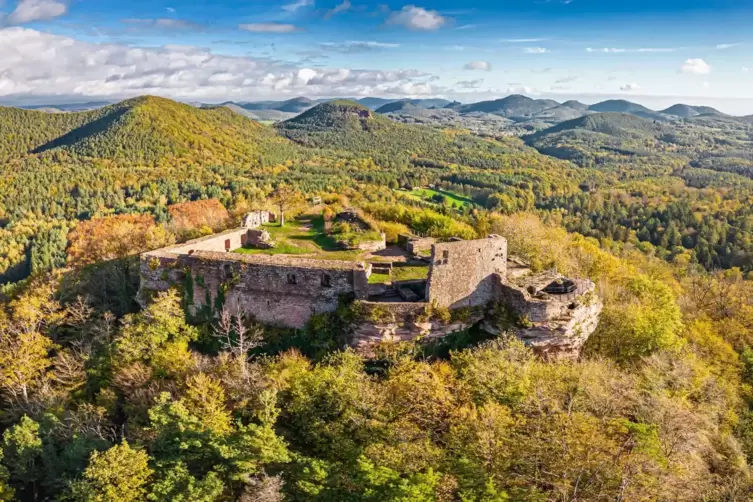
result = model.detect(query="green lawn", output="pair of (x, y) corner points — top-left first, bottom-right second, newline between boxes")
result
(399, 187), (474, 209)
(368, 273), (392, 284)
(393, 265), (430, 282)
(232, 215), (373, 262)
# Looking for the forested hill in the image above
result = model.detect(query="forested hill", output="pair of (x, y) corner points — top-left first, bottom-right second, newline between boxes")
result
(531, 112), (667, 140)
(0, 96), (292, 165)
(275, 99), (575, 172)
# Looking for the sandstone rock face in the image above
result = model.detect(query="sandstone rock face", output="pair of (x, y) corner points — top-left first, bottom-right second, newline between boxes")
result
(488, 271), (603, 360)
(351, 303), (485, 357)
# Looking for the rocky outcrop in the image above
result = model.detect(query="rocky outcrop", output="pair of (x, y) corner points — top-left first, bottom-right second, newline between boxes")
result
(350, 301), (485, 357)
(485, 270), (603, 359)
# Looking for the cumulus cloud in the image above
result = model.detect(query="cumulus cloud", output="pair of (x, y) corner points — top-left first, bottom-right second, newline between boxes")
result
(325, 0), (351, 18)
(463, 60), (490, 71)
(320, 40), (400, 53)
(5, 0), (67, 24)
(239, 23), (299, 33)
(506, 85), (538, 94)
(523, 47), (549, 54)
(681, 58), (711, 75)
(387, 5), (446, 31)
(0, 27), (433, 101)
(620, 82), (640, 91)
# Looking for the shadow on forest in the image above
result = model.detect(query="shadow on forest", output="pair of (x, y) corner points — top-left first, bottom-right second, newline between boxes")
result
(32, 107), (128, 155)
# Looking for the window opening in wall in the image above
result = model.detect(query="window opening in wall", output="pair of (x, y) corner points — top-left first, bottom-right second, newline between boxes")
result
(287, 273), (297, 285)
(321, 273), (332, 287)
(225, 239), (231, 251)
(442, 250), (450, 264)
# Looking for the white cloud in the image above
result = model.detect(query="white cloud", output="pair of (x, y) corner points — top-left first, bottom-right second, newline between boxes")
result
(456, 78), (483, 89)
(702, 81), (710, 89)
(681, 58), (711, 75)
(586, 47), (627, 53)
(502, 38), (545, 43)
(716, 43), (740, 50)
(620, 82), (640, 91)
(555, 76), (577, 84)
(506, 85), (538, 95)
(165, 7), (176, 13)
(282, 0), (314, 13)
(587, 47), (676, 53)
(463, 60), (490, 71)
(0, 27), (433, 101)
(523, 47), (549, 54)
(6, 0), (67, 24)
(387, 5), (446, 31)
(320, 41), (400, 53)
(743, 66), (750, 73)
(239, 23), (299, 33)
(636, 47), (676, 52)
(325, 0), (351, 18)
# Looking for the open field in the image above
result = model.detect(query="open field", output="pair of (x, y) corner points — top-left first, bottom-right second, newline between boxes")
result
(398, 187), (475, 209)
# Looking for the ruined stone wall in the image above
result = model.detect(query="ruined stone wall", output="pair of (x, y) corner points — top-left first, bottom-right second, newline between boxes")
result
(407, 237), (436, 256)
(242, 210), (275, 229)
(169, 228), (250, 255)
(144, 251), (371, 329)
(426, 236), (507, 309)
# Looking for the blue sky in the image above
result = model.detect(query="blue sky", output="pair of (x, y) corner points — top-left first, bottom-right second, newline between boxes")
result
(2, 0), (753, 112)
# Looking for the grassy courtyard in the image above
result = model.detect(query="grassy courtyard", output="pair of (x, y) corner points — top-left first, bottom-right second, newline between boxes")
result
(233, 215), (369, 262)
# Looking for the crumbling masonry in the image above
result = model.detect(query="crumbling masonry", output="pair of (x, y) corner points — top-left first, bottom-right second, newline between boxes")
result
(139, 214), (602, 358)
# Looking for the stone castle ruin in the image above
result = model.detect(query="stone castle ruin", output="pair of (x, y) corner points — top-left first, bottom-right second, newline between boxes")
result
(139, 211), (603, 358)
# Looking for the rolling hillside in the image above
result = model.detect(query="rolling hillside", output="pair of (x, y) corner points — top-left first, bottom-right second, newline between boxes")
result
(1, 96), (293, 165)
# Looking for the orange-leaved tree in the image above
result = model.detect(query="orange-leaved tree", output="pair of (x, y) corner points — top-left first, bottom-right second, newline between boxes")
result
(167, 199), (230, 238)
(66, 214), (173, 268)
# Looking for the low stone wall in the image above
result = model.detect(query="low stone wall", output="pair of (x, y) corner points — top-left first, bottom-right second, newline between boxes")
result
(334, 233), (387, 252)
(407, 237), (436, 256)
(168, 228), (250, 255)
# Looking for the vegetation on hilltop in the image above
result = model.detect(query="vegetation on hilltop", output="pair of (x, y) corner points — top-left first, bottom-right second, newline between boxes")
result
(2, 93), (753, 498)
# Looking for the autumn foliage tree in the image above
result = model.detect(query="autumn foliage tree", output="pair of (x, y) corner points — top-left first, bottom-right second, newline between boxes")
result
(66, 214), (173, 268)
(167, 199), (230, 239)
(270, 185), (303, 226)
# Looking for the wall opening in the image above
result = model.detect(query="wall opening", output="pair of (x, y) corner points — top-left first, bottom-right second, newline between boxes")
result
(321, 273), (332, 287)
(224, 239), (231, 251)
(287, 273), (298, 285)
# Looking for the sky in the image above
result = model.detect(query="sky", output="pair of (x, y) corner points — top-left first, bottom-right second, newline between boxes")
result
(2, 0), (753, 113)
